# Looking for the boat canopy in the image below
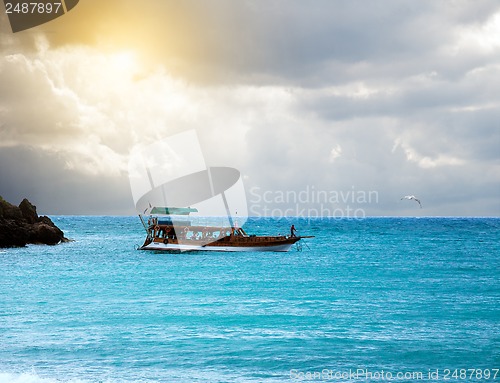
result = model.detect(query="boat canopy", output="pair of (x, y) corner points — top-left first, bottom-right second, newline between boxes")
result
(150, 207), (198, 215)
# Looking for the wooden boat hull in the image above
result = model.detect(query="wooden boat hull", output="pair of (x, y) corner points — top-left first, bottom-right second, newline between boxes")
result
(140, 236), (301, 252)
(137, 216), (309, 252)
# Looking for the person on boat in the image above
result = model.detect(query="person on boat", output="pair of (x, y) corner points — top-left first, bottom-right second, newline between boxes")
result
(290, 224), (297, 237)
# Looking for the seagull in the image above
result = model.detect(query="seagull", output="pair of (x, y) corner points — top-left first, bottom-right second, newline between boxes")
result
(401, 195), (422, 208)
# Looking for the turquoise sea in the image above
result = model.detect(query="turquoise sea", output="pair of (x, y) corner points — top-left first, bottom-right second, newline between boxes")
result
(0, 217), (499, 383)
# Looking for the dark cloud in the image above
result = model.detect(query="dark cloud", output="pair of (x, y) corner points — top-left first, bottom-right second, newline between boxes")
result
(0, 146), (134, 215)
(25, 0), (498, 85)
(1, 0), (499, 216)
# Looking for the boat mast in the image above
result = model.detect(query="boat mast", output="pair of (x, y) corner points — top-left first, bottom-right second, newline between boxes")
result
(138, 214), (148, 233)
(207, 167), (235, 228)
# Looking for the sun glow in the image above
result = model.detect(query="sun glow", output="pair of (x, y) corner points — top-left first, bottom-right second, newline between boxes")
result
(110, 51), (137, 73)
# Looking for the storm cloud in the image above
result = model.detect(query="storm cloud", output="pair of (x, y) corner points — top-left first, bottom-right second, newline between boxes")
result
(1, 1), (499, 216)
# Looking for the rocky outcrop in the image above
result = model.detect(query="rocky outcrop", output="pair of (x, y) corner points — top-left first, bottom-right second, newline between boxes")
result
(19, 198), (38, 224)
(0, 197), (69, 248)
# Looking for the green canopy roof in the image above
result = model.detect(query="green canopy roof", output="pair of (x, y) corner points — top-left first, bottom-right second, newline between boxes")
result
(150, 207), (198, 215)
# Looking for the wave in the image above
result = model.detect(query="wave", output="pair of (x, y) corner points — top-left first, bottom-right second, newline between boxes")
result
(0, 372), (97, 383)
(0, 370), (285, 383)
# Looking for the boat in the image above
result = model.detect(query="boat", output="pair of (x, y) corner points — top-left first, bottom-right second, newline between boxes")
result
(137, 207), (313, 252)
(129, 131), (313, 252)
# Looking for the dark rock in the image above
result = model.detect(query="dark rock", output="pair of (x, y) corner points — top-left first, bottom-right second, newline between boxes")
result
(0, 198), (23, 220)
(0, 196), (69, 248)
(0, 219), (29, 247)
(30, 221), (65, 245)
(38, 215), (55, 225)
(33, 215), (68, 245)
(19, 198), (38, 224)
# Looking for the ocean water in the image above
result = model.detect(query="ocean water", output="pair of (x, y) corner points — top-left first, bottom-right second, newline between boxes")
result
(0, 217), (499, 383)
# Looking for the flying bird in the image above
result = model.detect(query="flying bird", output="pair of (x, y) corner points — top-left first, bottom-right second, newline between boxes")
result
(401, 195), (422, 208)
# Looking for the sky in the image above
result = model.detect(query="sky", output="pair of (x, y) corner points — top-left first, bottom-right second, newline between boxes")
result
(0, 0), (499, 217)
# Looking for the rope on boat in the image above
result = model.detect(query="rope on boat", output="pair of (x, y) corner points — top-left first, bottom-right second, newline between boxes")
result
(296, 231), (311, 251)
(301, 238), (312, 251)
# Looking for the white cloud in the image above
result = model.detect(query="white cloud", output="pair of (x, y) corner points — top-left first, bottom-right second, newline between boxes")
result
(454, 12), (500, 54)
(393, 136), (467, 169)
(329, 144), (342, 163)
(0, 40), (303, 177)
